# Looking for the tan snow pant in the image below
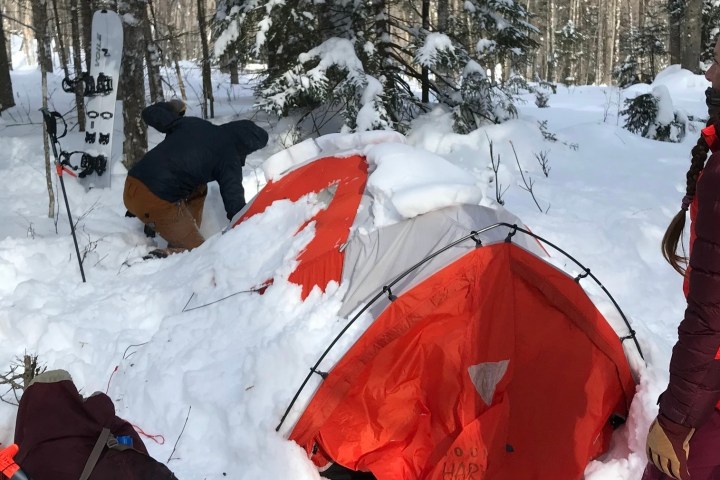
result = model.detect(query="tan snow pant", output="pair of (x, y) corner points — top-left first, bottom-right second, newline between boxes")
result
(123, 176), (207, 249)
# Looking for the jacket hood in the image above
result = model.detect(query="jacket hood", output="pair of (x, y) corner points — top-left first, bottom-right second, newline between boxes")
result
(141, 103), (181, 133)
(220, 120), (269, 155)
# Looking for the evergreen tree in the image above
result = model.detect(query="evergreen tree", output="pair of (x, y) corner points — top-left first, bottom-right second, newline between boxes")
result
(621, 87), (686, 143)
(214, 0), (538, 135)
(613, 26), (642, 87)
(555, 20), (584, 85)
(635, 6), (667, 81)
(622, 93), (657, 136)
(702, 0), (720, 67)
(614, 3), (666, 86)
(613, 54), (640, 88)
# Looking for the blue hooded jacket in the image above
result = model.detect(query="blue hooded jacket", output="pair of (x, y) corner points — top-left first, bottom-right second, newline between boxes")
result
(129, 103), (268, 219)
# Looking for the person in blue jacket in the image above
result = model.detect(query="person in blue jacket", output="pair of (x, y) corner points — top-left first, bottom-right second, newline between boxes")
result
(124, 100), (268, 254)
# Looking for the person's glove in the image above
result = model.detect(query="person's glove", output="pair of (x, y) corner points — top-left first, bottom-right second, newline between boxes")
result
(646, 414), (695, 480)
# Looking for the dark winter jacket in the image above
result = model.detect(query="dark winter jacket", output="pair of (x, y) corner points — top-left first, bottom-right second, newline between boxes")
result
(13, 370), (176, 480)
(129, 103), (269, 220)
(659, 150), (720, 427)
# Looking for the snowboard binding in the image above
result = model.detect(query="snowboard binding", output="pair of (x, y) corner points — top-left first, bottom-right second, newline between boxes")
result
(79, 153), (108, 178)
(61, 72), (113, 97)
(94, 73), (113, 95)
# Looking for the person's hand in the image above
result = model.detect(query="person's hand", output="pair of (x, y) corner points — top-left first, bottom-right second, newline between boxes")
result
(646, 414), (695, 480)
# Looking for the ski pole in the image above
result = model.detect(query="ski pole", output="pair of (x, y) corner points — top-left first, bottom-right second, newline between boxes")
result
(40, 108), (86, 283)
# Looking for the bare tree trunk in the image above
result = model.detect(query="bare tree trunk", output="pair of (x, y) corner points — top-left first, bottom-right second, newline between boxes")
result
(421, 0), (429, 103)
(668, 0), (682, 65)
(547, 0), (556, 82)
(143, 2), (164, 103)
(31, 0), (53, 73)
(0, 0), (15, 112)
(603, 0), (619, 84)
(165, 22), (187, 101)
(229, 59), (238, 84)
(119, 0), (148, 170)
(595, 0), (606, 84)
(82, 0), (94, 72)
(528, 0), (545, 79)
(681, 0), (702, 73)
(196, 0), (213, 118)
(639, 0), (646, 28)
(69, 0), (85, 130)
(51, 0), (70, 79)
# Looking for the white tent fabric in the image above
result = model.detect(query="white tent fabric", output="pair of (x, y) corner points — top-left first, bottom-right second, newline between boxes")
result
(338, 204), (548, 318)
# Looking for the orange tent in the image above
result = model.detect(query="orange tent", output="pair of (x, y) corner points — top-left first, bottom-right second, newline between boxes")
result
(236, 153), (637, 480)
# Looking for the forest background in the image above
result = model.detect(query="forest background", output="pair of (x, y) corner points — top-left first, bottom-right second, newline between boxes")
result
(0, 1), (716, 477)
(0, 0), (716, 173)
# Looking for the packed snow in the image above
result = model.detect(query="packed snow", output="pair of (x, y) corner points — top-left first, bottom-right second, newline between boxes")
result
(0, 41), (714, 479)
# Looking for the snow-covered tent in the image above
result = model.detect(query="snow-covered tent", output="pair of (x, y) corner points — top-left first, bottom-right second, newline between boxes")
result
(232, 135), (637, 480)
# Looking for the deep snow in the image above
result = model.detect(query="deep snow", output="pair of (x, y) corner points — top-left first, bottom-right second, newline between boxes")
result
(0, 43), (714, 479)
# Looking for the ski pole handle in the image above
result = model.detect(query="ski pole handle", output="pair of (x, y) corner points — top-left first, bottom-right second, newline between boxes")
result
(39, 108), (67, 142)
(0, 444), (31, 480)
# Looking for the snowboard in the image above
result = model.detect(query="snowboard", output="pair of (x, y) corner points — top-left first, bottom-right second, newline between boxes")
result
(80, 10), (123, 189)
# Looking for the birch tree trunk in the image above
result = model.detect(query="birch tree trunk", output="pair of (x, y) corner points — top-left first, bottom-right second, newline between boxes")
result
(31, 0), (55, 217)
(42, 69), (54, 218)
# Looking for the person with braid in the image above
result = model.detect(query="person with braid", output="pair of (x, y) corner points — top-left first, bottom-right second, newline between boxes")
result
(643, 38), (720, 480)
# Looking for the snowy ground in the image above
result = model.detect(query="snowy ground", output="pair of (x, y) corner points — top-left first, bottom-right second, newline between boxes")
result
(0, 44), (713, 479)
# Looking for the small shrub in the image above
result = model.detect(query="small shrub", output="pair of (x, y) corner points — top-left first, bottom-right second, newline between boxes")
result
(621, 87), (686, 143)
(535, 91), (550, 108)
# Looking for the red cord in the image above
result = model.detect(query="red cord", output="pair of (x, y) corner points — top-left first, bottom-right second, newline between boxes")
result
(131, 423), (166, 444)
(106, 365), (166, 445)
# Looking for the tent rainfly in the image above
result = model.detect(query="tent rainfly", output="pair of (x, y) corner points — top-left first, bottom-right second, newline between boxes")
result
(234, 144), (638, 480)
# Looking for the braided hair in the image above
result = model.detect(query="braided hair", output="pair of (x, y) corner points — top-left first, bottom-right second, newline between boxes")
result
(661, 88), (720, 274)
